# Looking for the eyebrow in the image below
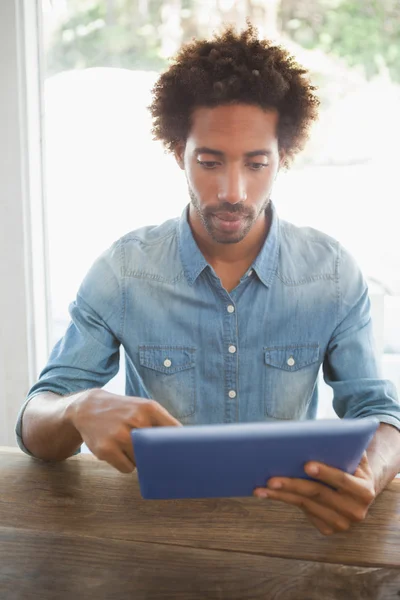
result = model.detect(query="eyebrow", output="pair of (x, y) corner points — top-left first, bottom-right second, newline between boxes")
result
(194, 147), (272, 158)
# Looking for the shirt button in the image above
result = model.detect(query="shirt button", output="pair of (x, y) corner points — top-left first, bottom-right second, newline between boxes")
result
(227, 305), (235, 313)
(247, 269), (253, 277)
(163, 359), (172, 368)
(287, 357), (295, 367)
(228, 345), (236, 354)
(228, 390), (237, 399)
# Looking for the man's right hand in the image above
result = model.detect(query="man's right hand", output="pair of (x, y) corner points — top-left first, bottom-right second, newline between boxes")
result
(67, 388), (182, 473)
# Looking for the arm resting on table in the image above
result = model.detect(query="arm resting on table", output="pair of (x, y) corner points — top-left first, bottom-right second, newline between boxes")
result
(367, 423), (400, 495)
(20, 392), (84, 461)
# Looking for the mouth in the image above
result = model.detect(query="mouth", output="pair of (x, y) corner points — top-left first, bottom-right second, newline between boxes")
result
(212, 212), (245, 233)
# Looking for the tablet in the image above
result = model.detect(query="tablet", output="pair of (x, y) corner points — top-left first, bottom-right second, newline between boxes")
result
(131, 417), (379, 500)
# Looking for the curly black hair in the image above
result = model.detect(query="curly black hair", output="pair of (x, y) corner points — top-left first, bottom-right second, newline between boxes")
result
(149, 23), (319, 167)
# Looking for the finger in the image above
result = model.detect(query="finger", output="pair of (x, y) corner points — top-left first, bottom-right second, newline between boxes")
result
(266, 477), (369, 522)
(90, 442), (136, 474)
(104, 451), (136, 474)
(305, 512), (334, 536)
(253, 487), (334, 534)
(303, 461), (375, 503)
(122, 440), (136, 466)
(354, 452), (374, 479)
(256, 488), (352, 532)
(146, 400), (183, 427)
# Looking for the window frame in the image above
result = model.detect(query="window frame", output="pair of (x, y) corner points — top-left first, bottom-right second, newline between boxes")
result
(0, 0), (49, 445)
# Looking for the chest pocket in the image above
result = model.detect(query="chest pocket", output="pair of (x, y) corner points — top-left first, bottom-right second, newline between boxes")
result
(264, 343), (320, 419)
(138, 345), (196, 420)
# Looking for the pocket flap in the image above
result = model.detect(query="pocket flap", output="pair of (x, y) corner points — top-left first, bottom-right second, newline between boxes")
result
(139, 345), (195, 374)
(264, 344), (319, 371)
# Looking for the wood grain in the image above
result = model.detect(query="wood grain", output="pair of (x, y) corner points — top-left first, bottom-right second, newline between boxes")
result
(1, 450), (400, 570)
(1, 526), (400, 600)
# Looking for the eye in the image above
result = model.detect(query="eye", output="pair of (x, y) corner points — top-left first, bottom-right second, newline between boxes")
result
(197, 160), (220, 169)
(248, 163), (268, 171)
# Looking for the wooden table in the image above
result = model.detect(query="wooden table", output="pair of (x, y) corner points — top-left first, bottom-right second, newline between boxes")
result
(1, 448), (400, 599)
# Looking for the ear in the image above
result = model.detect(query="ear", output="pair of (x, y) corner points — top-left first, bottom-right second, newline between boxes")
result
(278, 148), (287, 170)
(174, 141), (186, 170)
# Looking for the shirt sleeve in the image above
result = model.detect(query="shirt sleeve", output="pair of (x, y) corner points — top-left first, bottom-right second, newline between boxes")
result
(323, 244), (400, 430)
(15, 241), (124, 455)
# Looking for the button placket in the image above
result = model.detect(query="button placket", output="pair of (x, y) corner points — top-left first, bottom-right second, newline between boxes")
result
(222, 293), (239, 419)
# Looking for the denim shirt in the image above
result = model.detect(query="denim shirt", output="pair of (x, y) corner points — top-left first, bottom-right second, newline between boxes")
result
(16, 203), (400, 453)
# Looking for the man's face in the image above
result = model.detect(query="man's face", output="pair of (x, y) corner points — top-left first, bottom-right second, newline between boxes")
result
(176, 104), (282, 244)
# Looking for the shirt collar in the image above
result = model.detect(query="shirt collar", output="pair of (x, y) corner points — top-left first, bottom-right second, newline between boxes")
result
(178, 206), (209, 286)
(251, 201), (280, 288)
(178, 202), (280, 288)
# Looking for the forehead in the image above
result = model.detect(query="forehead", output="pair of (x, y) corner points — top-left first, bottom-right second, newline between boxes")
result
(187, 104), (279, 153)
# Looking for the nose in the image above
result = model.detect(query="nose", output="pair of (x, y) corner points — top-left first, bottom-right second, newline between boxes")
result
(217, 165), (247, 204)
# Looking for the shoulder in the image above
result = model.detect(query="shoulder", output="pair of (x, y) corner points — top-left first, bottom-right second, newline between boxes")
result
(104, 217), (182, 283)
(280, 218), (340, 254)
(78, 217), (182, 307)
(278, 219), (360, 286)
(119, 217), (179, 247)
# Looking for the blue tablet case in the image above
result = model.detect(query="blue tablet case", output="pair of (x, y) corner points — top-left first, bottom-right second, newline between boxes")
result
(131, 418), (379, 500)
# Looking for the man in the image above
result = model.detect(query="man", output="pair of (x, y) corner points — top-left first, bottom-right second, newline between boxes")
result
(17, 24), (400, 536)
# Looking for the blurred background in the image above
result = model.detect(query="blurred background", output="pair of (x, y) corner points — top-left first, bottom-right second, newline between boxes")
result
(40, 0), (400, 414)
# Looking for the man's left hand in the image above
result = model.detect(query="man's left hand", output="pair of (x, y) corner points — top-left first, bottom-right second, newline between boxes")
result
(253, 452), (376, 536)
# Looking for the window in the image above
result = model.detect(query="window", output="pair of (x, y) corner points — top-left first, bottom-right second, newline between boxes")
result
(40, 0), (400, 413)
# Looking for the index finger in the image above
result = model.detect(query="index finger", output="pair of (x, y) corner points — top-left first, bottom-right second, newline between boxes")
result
(146, 400), (183, 427)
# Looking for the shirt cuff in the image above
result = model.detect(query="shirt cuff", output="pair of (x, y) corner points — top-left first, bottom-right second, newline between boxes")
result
(15, 392), (81, 457)
(369, 415), (400, 432)
(15, 394), (39, 456)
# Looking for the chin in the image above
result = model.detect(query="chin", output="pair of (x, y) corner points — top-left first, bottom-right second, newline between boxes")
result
(219, 235), (245, 244)
(209, 230), (248, 244)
